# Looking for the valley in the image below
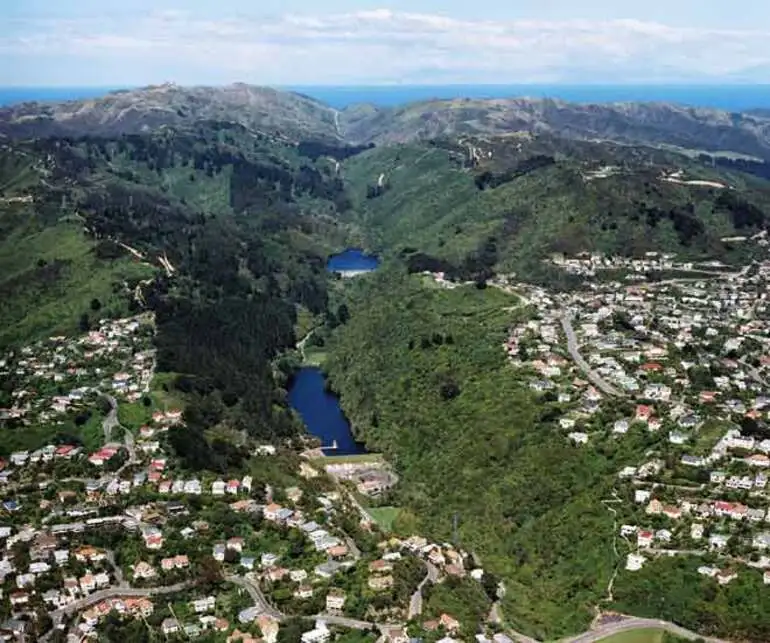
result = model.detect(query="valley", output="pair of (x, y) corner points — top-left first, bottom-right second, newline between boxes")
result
(3, 85), (770, 642)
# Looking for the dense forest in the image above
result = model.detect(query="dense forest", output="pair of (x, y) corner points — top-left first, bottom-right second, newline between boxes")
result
(339, 140), (770, 283)
(323, 270), (627, 638)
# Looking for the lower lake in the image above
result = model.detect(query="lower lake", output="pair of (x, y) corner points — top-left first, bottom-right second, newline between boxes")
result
(327, 249), (380, 275)
(288, 367), (367, 455)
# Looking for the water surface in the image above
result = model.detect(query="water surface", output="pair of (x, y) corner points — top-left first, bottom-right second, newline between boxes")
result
(327, 249), (380, 274)
(288, 367), (367, 455)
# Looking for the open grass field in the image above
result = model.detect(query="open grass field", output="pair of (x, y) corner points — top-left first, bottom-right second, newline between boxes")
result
(0, 219), (154, 346)
(303, 346), (328, 367)
(312, 452), (385, 464)
(367, 506), (402, 532)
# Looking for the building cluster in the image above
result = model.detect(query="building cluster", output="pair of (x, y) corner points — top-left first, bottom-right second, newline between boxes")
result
(323, 462), (397, 497)
(0, 314), (155, 427)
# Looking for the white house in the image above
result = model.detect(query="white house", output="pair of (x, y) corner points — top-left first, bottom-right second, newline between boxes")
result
(625, 553), (646, 571)
(301, 620), (330, 643)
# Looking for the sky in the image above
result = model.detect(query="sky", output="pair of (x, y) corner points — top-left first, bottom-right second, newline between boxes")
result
(2, 0), (770, 86)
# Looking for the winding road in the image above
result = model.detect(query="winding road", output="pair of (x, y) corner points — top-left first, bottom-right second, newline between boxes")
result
(228, 573), (375, 629)
(227, 574), (282, 620)
(99, 393), (120, 443)
(50, 580), (194, 620)
(408, 561), (439, 618)
(563, 616), (730, 643)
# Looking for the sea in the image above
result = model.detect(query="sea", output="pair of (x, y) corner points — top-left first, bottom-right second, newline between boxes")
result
(3, 85), (770, 112)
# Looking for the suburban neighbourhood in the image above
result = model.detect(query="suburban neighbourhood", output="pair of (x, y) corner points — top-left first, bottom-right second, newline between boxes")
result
(0, 314), (498, 642)
(487, 248), (770, 592)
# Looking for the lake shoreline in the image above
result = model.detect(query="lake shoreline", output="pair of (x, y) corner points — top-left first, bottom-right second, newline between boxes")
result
(286, 248), (381, 454)
(287, 366), (368, 456)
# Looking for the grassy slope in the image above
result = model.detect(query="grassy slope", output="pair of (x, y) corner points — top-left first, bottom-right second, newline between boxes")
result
(611, 556), (770, 641)
(0, 151), (155, 346)
(324, 271), (639, 638)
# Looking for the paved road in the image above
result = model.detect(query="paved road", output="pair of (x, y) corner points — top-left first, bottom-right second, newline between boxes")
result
(227, 574), (283, 619)
(314, 613), (375, 630)
(51, 581), (193, 618)
(648, 548), (707, 557)
(408, 561), (439, 618)
(105, 549), (124, 586)
(227, 574), (374, 630)
(100, 393), (120, 443)
(560, 315), (622, 397)
(739, 356), (769, 388)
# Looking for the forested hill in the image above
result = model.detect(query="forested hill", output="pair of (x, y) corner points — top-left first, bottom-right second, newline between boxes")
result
(339, 134), (770, 285)
(0, 121), (367, 470)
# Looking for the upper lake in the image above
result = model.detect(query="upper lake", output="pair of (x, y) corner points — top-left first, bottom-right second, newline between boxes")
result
(327, 249), (380, 275)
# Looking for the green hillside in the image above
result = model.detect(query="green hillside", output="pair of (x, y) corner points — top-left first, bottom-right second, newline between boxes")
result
(323, 271), (635, 638)
(0, 149), (154, 344)
(0, 124), (365, 471)
(341, 137), (770, 282)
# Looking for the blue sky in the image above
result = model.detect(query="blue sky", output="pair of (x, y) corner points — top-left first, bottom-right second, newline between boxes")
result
(3, 0), (770, 86)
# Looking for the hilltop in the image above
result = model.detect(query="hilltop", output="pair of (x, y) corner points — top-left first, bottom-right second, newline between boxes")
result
(340, 97), (770, 159)
(4, 84), (770, 161)
(0, 83), (341, 141)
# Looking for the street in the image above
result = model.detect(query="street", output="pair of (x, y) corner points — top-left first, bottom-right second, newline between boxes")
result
(408, 561), (439, 618)
(560, 314), (622, 397)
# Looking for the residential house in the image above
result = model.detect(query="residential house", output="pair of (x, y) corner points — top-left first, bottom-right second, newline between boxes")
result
(162, 619), (179, 635)
(753, 533), (770, 550)
(301, 620), (330, 643)
(261, 553), (279, 568)
(326, 588), (347, 612)
(191, 596), (216, 613)
(635, 489), (651, 504)
(613, 419), (630, 434)
(626, 553), (646, 571)
(710, 471), (726, 484)
(439, 614), (461, 633)
(717, 570), (738, 585)
(133, 562), (157, 580)
(710, 534), (730, 550)
(691, 523), (704, 540)
(294, 585), (314, 599)
(637, 530), (654, 548)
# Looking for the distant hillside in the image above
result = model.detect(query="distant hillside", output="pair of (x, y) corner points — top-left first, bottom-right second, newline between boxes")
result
(340, 135), (770, 283)
(340, 98), (770, 160)
(5, 85), (770, 162)
(0, 83), (341, 141)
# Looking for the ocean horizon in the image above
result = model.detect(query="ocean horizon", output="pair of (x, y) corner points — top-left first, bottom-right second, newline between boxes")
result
(3, 84), (770, 112)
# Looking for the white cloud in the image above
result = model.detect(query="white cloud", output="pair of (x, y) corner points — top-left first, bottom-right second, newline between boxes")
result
(2, 9), (770, 84)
